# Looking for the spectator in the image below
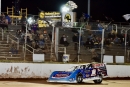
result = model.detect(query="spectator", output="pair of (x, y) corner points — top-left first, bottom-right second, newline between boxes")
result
(49, 31), (52, 40)
(97, 20), (103, 34)
(4, 13), (11, 24)
(21, 14), (27, 32)
(114, 36), (120, 45)
(31, 23), (38, 34)
(88, 34), (93, 40)
(27, 36), (31, 44)
(16, 29), (22, 38)
(84, 38), (94, 49)
(72, 33), (78, 50)
(1, 15), (8, 32)
(60, 34), (69, 46)
(27, 32), (33, 42)
(104, 38), (111, 50)
(39, 33), (45, 48)
(9, 40), (18, 55)
(0, 13), (5, 22)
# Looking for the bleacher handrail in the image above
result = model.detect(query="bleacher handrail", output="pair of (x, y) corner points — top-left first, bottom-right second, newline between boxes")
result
(23, 45), (33, 54)
(8, 33), (19, 39)
(0, 28), (4, 40)
(23, 44), (35, 61)
(24, 44), (34, 54)
(7, 33), (19, 50)
(8, 36), (19, 50)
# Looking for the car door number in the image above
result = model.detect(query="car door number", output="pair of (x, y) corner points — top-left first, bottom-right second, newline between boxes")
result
(91, 69), (96, 76)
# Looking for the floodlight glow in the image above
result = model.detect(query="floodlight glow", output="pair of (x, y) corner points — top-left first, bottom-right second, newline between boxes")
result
(27, 17), (35, 24)
(61, 6), (70, 12)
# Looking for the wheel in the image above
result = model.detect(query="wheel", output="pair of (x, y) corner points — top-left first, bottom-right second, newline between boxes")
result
(93, 75), (102, 84)
(76, 75), (83, 83)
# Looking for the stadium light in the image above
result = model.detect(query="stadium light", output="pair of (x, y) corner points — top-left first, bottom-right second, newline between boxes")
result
(27, 17), (35, 24)
(61, 0), (78, 12)
(61, 6), (70, 12)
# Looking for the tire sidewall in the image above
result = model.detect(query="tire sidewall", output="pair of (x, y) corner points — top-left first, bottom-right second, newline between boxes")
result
(94, 75), (102, 84)
(76, 75), (83, 83)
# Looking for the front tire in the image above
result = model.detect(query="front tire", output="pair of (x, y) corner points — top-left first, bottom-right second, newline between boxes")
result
(76, 75), (83, 83)
(93, 75), (102, 84)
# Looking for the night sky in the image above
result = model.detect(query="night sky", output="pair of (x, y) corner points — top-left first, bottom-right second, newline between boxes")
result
(1, 0), (130, 22)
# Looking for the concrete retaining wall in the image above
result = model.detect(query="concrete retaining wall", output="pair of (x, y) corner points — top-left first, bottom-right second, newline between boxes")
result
(0, 63), (129, 78)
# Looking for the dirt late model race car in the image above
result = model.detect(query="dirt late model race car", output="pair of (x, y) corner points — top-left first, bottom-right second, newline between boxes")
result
(47, 63), (108, 84)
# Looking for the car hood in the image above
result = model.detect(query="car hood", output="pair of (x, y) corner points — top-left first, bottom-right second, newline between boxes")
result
(52, 71), (73, 78)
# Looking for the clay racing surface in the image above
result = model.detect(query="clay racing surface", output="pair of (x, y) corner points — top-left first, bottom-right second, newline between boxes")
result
(0, 79), (129, 87)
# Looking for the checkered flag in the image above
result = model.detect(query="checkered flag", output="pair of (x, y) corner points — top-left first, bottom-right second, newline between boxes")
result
(123, 14), (130, 21)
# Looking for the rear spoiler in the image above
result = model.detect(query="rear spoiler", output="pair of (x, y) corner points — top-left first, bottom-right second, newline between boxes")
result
(92, 62), (107, 68)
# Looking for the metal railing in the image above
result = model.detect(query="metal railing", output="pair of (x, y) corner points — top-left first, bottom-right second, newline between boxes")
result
(1, 28), (4, 40)
(7, 35), (19, 50)
(23, 44), (35, 61)
(58, 47), (66, 54)
(7, 33), (19, 50)
(0, 28), (4, 40)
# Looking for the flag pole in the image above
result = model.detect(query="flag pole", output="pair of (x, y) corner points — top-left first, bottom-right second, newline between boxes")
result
(122, 14), (130, 62)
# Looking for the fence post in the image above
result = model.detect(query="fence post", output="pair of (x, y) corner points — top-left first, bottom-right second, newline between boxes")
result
(23, 45), (25, 61)
(16, 18), (17, 26)
(17, 39), (19, 50)
(64, 47), (66, 54)
(33, 49), (34, 54)
(23, 44), (26, 61)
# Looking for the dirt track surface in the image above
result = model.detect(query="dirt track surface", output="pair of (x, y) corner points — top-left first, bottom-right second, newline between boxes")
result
(0, 80), (130, 87)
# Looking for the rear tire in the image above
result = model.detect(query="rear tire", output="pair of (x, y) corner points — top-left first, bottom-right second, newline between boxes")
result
(76, 75), (83, 83)
(93, 75), (102, 84)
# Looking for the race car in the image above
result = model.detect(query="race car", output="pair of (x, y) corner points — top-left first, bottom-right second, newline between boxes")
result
(47, 63), (108, 84)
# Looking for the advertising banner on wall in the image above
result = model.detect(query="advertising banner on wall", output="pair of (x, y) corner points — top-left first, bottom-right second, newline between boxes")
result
(62, 12), (76, 27)
(38, 11), (62, 27)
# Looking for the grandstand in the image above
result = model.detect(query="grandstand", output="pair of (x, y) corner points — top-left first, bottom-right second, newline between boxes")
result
(0, 21), (129, 63)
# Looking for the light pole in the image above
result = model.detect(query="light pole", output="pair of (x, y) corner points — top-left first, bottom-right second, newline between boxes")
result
(50, 23), (55, 61)
(88, 0), (90, 16)
(100, 21), (112, 63)
(0, 0), (1, 14)
(101, 29), (105, 63)
(121, 28), (130, 62)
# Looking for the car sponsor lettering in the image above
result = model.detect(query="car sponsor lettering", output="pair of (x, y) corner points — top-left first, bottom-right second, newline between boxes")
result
(55, 74), (69, 77)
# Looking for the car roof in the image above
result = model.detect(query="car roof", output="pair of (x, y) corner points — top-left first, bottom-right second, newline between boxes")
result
(75, 63), (91, 66)
(77, 63), (105, 66)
